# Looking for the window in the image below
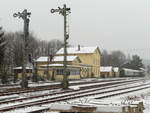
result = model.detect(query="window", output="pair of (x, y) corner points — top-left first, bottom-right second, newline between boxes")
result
(70, 69), (80, 75)
(56, 69), (64, 75)
(56, 69), (80, 75)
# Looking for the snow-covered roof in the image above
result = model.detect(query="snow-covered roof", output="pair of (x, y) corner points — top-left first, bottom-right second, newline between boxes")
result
(36, 56), (78, 62)
(53, 56), (78, 62)
(140, 68), (146, 71)
(113, 67), (119, 72)
(41, 64), (64, 67)
(122, 68), (141, 72)
(13, 66), (32, 70)
(36, 56), (48, 62)
(56, 46), (98, 54)
(40, 63), (82, 68)
(100, 66), (113, 72)
(50, 103), (123, 112)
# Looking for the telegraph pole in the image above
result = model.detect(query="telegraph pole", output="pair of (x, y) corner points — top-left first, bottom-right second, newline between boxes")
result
(51, 4), (71, 89)
(13, 9), (31, 88)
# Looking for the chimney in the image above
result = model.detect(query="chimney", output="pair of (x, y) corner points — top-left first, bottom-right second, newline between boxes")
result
(49, 54), (53, 62)
(78, 45), (80, 51)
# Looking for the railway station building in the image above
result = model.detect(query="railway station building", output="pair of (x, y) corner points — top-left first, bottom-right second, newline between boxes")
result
(36, 46), (101, 80)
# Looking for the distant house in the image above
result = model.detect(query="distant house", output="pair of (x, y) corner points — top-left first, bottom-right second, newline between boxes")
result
(36, 46), (101, 80)
(100, 66), (120, 77)
(13, 66), (33, 78)
(113, 67), (120, 77)
(100, 66), (114, 78)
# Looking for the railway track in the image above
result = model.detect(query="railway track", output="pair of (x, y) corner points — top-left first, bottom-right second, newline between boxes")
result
(27, 84), (150, 113)
(0, 78), (149, 112)
(0, 79), (141, 105)
(0, 78), (133, 96)
(0, 78), (125, 88)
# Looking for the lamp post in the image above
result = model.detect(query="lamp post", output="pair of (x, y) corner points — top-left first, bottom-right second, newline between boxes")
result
(13, 9), (31, 88)
(51, 4), (71, 89)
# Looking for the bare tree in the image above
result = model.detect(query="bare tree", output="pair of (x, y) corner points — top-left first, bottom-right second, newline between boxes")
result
(0, 27), (9, 84)
(101, 50), (126, 67)
(110, 51), (126, 67)
(0, 27), (5, 66)
(1, 31), (63, 82)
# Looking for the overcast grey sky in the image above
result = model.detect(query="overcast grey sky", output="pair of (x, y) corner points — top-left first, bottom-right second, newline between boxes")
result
(0, 0), (150, 59)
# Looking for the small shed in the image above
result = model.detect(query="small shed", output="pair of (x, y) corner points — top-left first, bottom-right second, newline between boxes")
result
(13, 66), (33, 78)
(113, 67), (120, 77)
(100, 66), (114, 78)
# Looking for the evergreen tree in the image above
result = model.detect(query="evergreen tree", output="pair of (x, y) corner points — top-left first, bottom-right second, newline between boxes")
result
(130, 55), (144, 70)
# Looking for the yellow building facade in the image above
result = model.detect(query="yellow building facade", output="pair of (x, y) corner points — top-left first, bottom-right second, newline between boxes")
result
(36, 46), (101, 81)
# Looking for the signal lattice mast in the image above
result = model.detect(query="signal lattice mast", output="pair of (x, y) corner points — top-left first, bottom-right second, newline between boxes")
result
(51, 4), (71, 89)
(13, 9), (31, 88)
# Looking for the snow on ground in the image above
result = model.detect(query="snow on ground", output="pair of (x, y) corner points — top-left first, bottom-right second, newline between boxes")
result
(44, 112), (59, 113)
(97, 85), (150, 113)
(4, 105), (50, 113)
(143, 98), (150, 113)
(61, 78), (150, 113)
(43, 112), (59, 113)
